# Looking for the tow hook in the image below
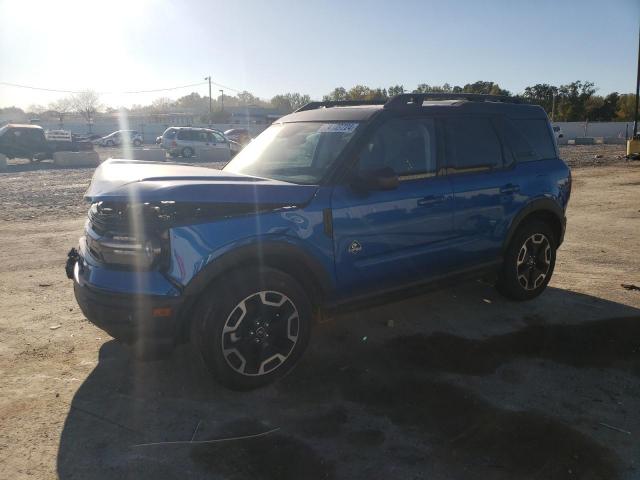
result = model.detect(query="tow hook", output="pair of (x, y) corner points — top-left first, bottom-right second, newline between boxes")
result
(65, 248), (80, 279)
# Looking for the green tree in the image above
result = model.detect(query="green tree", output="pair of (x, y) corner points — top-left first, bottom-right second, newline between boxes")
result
(322, 87), (348, 101)
(270, 92), (311, 112)
(462, 81), (510, 96)
(616, 94), (637, 121)
(387, 85), (405, 97)
(556, 81), (597, 121)
(413, 83), (453, 93)
(522, 84), (558, 114)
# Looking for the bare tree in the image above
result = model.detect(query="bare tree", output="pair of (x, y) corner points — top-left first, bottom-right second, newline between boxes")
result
(27, 104), (45, 115)
(71, 90), (102, 130)
(49, 97), (73, 128)
(151, 97), (174, 114)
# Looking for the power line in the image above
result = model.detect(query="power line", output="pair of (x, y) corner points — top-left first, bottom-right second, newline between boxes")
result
(0, 79), (242, 95)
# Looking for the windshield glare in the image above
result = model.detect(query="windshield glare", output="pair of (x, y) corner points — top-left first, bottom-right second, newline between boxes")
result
(224, 121), (359, 184)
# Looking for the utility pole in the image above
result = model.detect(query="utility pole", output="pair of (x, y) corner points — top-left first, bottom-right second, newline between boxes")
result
(628, 24), (640, 156)
(204, 76), (212, 126)
(219, 89), (224, 112)
(633, 24), (640, 138)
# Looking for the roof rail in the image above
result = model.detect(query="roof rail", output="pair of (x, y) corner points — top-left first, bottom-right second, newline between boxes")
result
(385, 92), (520, 108)
(294, 99), (387, 112)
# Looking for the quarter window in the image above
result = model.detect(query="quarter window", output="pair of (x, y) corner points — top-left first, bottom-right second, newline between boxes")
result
(510, 119), (556, 160)
(444, 116), (503, 172)
(359, 118), (437, 177)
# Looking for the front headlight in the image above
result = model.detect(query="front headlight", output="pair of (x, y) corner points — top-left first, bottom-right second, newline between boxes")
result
(85, 201), (170, 269)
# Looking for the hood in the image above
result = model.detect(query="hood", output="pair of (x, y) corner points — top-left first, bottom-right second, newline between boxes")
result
(84, 159), (318, 207)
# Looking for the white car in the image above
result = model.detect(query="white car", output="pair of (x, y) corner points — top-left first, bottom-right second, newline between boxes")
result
(97, 130), (143, 147)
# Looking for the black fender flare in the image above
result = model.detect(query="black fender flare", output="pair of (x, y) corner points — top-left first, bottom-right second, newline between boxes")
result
(182, 241), (334, 302)
(502, 198), (566, 252)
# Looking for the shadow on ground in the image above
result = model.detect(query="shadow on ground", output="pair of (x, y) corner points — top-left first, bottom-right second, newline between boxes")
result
(57, 285), (640, 480)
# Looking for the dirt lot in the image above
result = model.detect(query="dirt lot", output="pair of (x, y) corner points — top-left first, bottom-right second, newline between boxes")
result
(1, 145), (639, 479)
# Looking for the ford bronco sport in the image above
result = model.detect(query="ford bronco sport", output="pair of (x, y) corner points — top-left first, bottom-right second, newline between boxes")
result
(67, 93), (571, 390)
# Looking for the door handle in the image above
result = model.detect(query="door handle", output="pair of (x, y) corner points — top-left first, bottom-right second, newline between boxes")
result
(500, 183), (520, 195)
(418, 195), (445, 207)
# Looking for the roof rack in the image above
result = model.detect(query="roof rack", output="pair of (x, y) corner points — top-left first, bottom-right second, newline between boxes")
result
(294, 99), (387, 112)
(384, 92), (520, 108)
(294, 92), (521, 113)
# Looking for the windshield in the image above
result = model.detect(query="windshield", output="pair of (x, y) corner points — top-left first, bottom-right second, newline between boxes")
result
(224, 121), (359, 184)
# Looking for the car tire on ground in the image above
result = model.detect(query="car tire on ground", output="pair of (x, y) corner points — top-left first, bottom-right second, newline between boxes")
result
(191, 267), (312, 390)
(182, 147), (194, 158)
(133, 139), (142, 147)
(496, 219), (557, 301)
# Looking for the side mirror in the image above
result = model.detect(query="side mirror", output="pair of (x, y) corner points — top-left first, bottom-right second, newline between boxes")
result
(352, 166), (399, 191)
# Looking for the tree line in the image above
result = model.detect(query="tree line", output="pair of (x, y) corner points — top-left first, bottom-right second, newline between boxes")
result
(2, 80), (636, 124)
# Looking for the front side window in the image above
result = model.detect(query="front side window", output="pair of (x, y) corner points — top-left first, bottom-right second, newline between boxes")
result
(211, 131), (225, 143)
(444, 116), (503, 172)
(358, 117), (436, 177)
(224, 122), (359, 184)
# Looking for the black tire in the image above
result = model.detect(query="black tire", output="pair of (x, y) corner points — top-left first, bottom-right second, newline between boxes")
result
(191, 267), (312, 390)
(182, 147), (194, 158)
(496, 220), (557, 301)
(133, 139), (142, 147)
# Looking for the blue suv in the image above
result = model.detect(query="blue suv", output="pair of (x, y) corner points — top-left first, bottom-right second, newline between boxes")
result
(67, 93), (571, 389)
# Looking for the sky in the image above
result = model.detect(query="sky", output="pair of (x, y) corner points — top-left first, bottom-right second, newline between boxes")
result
(0, 0), (638, 109)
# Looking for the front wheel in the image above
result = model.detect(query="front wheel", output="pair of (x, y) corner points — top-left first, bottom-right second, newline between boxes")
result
(133, 139), (142, 147)
(496, 220), (557, 301)
(191, 267), (312, 390)
(182, 147), (194, 158)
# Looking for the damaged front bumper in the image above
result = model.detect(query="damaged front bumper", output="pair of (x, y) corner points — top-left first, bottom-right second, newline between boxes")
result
(66, 245), (184, 350)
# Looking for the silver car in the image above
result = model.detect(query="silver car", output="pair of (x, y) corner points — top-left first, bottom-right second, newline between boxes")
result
(98, 130), (143, 147)
(161, 127), (238, 161)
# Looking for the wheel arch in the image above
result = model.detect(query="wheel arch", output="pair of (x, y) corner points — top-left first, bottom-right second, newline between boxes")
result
(503, 198), (566, 252)
(183, 240), (333, 308)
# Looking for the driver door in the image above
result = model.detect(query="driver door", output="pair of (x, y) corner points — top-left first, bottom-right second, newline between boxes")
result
(331, 117), (455, 298)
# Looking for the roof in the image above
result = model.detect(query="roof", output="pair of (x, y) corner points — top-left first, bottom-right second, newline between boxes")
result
(2, 123), (44, 130)
(278, 94), (547, 123)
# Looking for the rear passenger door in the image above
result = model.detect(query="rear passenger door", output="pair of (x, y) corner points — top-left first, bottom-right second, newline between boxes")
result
(443, 115), (520, 268)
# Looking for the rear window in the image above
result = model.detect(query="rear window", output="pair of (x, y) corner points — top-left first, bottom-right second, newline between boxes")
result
(509, 118), (556, 161)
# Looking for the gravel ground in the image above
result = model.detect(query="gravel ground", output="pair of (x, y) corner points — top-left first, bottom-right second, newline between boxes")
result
(1, 144), (640, 479)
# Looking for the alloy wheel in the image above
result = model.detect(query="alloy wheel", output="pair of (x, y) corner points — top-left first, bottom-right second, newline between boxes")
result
(516, 233), (551, 291)
(221, 291), (300, 376)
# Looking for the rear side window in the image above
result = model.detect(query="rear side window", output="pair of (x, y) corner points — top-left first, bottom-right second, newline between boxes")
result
(177, 129), (197, 141)
(444, 116), (503, 172)
(509, 118), (556, 161)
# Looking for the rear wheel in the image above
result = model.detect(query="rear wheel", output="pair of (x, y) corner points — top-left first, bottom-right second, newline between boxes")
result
(182, 147), (194, 158)
(496, 220), (556, 301)
(133, 139), (142, 147)
(191, 267), (312, 390)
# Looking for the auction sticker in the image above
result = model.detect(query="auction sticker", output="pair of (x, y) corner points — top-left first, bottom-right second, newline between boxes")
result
(318, 123), (359, 133)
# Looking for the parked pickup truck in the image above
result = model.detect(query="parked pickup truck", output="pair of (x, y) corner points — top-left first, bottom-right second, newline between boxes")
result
(0, 124), (93, 162)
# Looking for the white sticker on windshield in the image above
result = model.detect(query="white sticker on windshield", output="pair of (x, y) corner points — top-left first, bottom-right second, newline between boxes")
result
(318, 123), (358, 134)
